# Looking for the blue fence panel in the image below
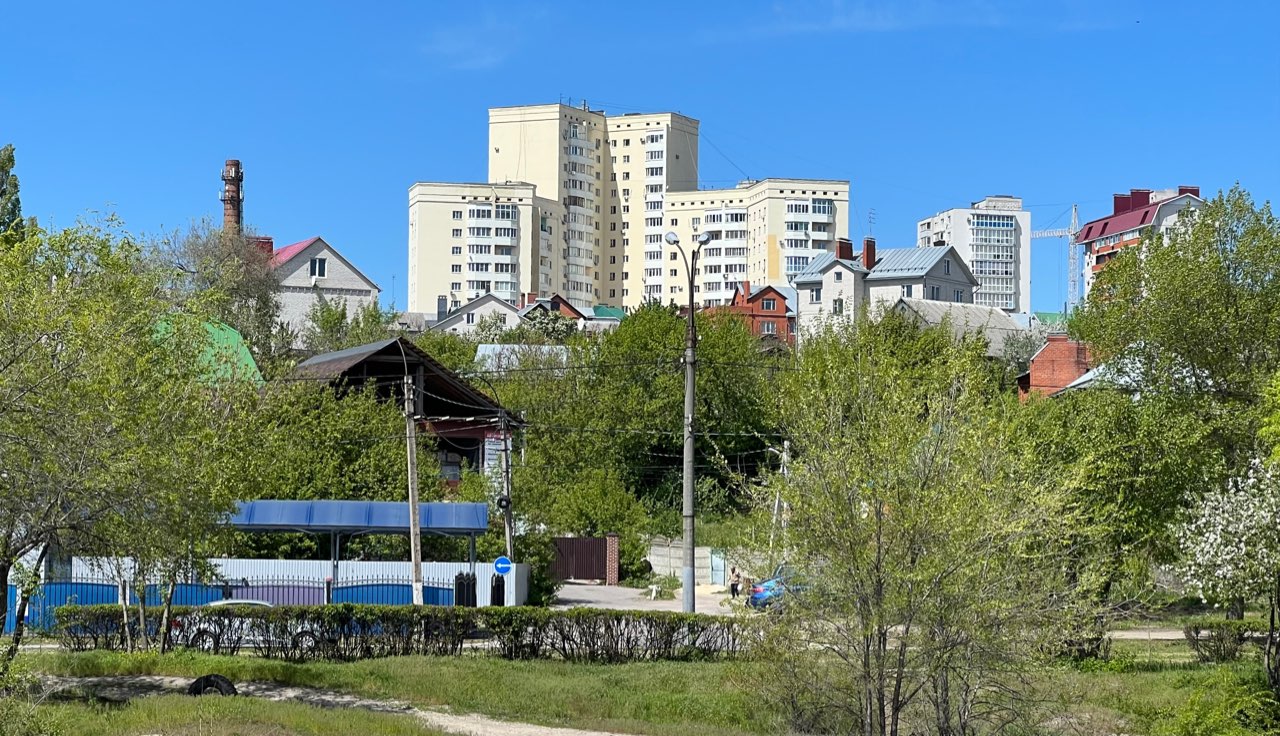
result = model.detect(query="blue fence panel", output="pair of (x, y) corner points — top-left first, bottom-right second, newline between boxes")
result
(4, 585), (14, 634)
(424, 586), (453, 606)
(26, 581), (118, 631)
(333, 583), (453, 606)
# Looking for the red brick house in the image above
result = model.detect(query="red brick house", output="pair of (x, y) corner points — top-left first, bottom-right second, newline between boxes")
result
(1016, 333), (1092, 400)
(717, 282), (796, 344)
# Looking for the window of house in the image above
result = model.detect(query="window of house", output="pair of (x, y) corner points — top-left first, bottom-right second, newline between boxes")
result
(930, 285), (940, 300)
(762, 322), (776, 335)
(452, 210), (462, 220)
(944, 258), (951, 275)
(762, 298), (777, 310)
(834, 271), (842, 282)
(309, 258), (327, 278)
(833, 298), (844, 315)
(954, 289), (964, 302)
(465, 313), (476, 325)
(810, 287), (822, 303)
(902, 285), (913, 297)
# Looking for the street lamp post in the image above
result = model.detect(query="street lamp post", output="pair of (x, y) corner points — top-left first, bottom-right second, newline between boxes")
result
(666, 230), (711, 613)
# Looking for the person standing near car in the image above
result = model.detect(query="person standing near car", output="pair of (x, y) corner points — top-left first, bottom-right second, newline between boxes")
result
(729, 567), (742, 600)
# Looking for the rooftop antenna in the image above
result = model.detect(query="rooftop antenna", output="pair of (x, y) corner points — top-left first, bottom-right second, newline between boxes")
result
(867, 208), (877, 236)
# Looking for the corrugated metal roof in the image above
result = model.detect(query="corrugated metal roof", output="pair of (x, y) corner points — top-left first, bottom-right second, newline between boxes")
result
(865, 247), (949, 280)
(791, 252), (867, 284)
(269, 237), (321, 268)
(230, 500), (488, 535)
(894, 298), (1027, 358)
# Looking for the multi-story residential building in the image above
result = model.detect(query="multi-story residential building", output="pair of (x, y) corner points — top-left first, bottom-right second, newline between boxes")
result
(663, 179), (850, 308)
(408, 103), (848, 316)
(916, 195), (1031, 313)
(1076, 186), (1203, 295)
(407, 181), (559, 320)
(865, 239), (978, 310)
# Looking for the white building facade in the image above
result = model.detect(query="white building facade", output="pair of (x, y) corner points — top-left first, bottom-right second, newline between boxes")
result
(916, 195), (1031, 313)
(271, 236), (380, 338)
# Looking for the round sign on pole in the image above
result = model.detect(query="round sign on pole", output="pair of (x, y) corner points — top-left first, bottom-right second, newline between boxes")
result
(494, 556), (513, 575)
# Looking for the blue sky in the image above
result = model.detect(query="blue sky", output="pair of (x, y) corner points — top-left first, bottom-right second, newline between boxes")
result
(3, 0), (1277, 313)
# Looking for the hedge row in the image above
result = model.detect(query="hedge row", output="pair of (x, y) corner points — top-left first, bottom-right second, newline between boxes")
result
(53, 604), (746, 663)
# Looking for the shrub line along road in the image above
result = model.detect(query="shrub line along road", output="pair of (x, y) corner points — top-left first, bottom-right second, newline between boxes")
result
(40, 675), (636, 736)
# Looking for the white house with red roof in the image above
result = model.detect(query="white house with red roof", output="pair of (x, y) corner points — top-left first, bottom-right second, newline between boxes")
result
(269, 236), (381, 338)
(1077, 186), (1203, 296)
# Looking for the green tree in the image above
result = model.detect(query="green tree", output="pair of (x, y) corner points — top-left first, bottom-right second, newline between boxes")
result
(0, 220), (256, 666)
(1071, 185), (1280, 473)
(151, 219), (295, 377)
(741, 314), (1068, 735)
(302, 293), (398, 354)
(0, 143), (25, 241)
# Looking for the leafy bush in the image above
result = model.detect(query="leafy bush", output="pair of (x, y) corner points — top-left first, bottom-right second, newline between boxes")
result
(1148, 667), (1280, 736)
(1182, 618), (1259, 663)
(55, 604), (746, 664)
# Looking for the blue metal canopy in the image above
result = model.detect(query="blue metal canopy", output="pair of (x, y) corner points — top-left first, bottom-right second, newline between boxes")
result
(230, 500), (489, 536)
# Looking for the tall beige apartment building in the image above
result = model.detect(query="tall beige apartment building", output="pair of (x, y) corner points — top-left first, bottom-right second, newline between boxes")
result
(407, 103), (849, 316)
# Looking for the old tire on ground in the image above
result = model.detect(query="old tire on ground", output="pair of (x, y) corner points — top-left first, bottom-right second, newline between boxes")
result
(187, 674), (237, 697)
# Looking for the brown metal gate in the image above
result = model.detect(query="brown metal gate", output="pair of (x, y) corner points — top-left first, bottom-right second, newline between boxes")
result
(550, 537), (608, 581)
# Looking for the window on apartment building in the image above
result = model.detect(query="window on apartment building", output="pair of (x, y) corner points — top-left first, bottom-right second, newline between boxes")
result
(451, 264), (462, 273)
(622, 205), (630, 213)
(611, 156), (616, 164)
(622, 155), (630, 163)
(762, 322), (776, 335)
(646, 167), (664, 177)
(452, 228), (462, 238)
(691, 217), (701, 229)
(669, 269), (677, 277)
(670, 218), (678, 226)
(451, 246), (462, 255)
(452, 210), (462, 219)
(466, 313), (476, 325)
(309, 258), (327, 278)
(762, 298), (776, 311)
(610, 173), (616, 181)
(451, 299), (460, 310)
(930, 286), (940, 300)
(902, 285), (913, 297)
(450, 282), (461, 291)
(610, 239), (617, 248)
(944, 258), (951, 275)
(954, 289), (964, 302)
(670, 252), (678, 261)
(623, 172), (630, 180)
(611, 222), (617, 231)
(495, 204), (516, 220)
(810, 287), (822, 303)
(610, 273), (616, 281)
(623, 138), (630, 146)
(610, 206), (617, 214)
(610, 289), (617, 298)
(622, 272), (629, 279)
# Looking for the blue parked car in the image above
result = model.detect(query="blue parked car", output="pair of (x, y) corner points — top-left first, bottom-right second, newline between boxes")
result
(745, 564), (800, 610)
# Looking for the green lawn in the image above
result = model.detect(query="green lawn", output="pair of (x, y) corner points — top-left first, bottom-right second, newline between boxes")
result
(22, 640), (1273, 736)
(28, 651), (768, 736)
(23, 695), (441, 736)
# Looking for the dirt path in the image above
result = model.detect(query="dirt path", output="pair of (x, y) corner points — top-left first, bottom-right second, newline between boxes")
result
(39, 675), (633, 736)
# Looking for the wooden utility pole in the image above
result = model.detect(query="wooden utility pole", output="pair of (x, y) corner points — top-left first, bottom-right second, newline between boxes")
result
(404, 376), (424, 606)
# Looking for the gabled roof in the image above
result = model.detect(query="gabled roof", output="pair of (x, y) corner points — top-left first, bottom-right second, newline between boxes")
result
(1074, 193), (1200, 244)
(270, 236), (381, 293)
(791, 251), (868, 284)
(893, 298), (1026, 358)
(592, 305), (625, 320)
(865, 247), (947, 280)
(518, 294), (587, 321)
(270, 237), (322, 268)
(751, 284), (798, 316)
(431, 294), (523, 333)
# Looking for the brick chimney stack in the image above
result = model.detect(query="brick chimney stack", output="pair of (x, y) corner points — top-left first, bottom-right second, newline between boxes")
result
(835, 237), (855, 261)
(862, 236), (877, 271)
(221, 159), (244, 235)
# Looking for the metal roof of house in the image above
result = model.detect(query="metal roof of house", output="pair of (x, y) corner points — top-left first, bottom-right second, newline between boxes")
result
(864, 247), (950, 281)
(592, 305), (626, 320)
(1073, 194), (1199, 244)
(791, 252), (868, 284)
(893, 298), (1027, 358)
(230, 500), (488, 536)
(269, 237), (321, 268)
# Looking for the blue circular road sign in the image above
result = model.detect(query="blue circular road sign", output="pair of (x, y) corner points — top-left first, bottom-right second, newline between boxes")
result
(494, 556), (513, 575)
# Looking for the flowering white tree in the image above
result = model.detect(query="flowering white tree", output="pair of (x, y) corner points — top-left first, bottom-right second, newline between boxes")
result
(1178, 460), (1280, 608)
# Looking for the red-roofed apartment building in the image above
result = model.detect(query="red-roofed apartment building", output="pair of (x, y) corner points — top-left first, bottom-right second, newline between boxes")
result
(1077, 186), (1203, 296)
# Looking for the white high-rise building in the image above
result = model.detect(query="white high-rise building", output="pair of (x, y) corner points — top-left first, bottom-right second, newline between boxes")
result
(916, 195), (1031, 313)
(407, 103), (849, 317)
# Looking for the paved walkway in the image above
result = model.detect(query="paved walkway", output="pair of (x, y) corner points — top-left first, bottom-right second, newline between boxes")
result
(40, 675), (635, 736)
(552, 581), (743, 616)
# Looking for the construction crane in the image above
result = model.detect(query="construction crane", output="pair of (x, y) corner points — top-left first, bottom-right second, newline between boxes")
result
(1031, 204), (1080, 311)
